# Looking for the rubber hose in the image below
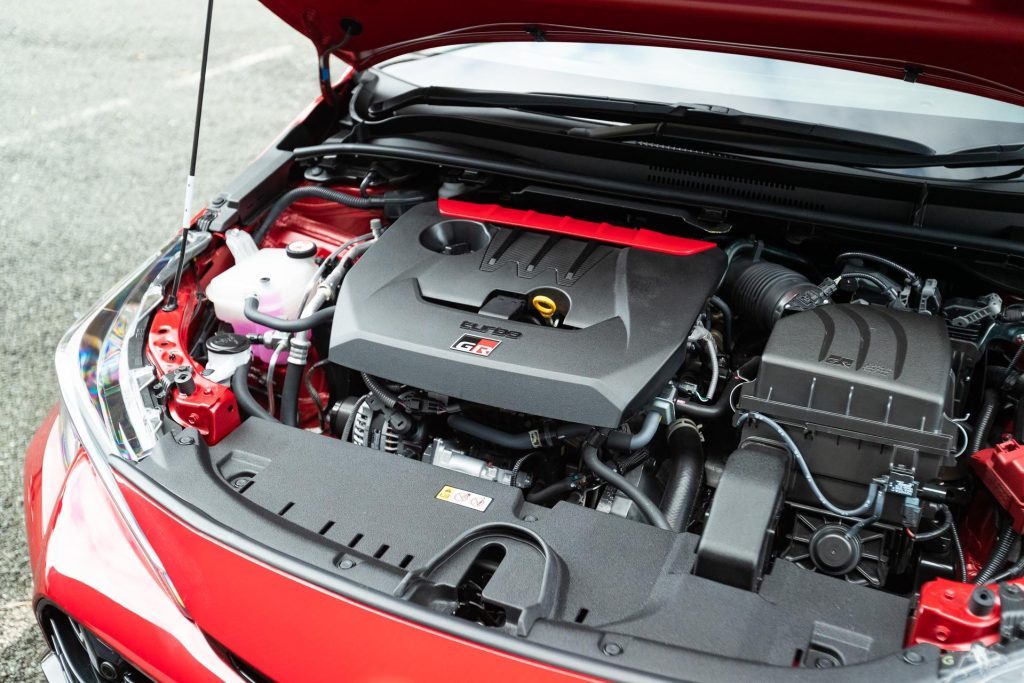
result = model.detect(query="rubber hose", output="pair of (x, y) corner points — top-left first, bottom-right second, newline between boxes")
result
(362, 372), (400, 410)
(526, 477), (575, 504)
(659, 420), (704, 532)
(708, 296), (733, 352)
(252, 185), (427, 244)
(676, 356), (760, 420)
(675, 376), (738, 421)
(244, 297), (336, 332)
(975, 519), (1017, 584)
(607, 411), (662, 451)
(836, 251), (920, 287)
(971, 389), (1001, 455)
(583, 442), (670, 530)
(836, 272), (900, 303)
(231, 364), (278, 422)
(279, 362), (303, 426)
(447, 413), (660, 451)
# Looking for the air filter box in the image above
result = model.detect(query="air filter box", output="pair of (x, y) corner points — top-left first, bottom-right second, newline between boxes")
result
(738, 304), (956, 499)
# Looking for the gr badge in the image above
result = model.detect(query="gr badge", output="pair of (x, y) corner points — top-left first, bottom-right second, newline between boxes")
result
(451, 334), (501, 357)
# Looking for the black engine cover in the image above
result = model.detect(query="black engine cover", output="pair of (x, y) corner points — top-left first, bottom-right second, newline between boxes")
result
(329, 203), (725, 426)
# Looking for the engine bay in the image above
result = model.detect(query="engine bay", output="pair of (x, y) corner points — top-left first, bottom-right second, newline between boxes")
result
(134, 117), (1024, 672)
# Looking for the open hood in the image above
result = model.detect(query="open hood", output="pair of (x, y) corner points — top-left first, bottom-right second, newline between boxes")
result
(259, 0), (1024, 106)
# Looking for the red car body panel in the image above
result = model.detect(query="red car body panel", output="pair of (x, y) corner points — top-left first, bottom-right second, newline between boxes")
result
(259, 0), (1024, 105)
(24, 411), (242, 682)
(24, 409), (603, 682)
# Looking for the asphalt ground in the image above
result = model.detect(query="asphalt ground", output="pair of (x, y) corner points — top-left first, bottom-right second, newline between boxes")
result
(0, 2), (315, 678)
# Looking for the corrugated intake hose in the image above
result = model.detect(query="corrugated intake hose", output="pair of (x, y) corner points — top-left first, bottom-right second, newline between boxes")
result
(659, 419), (704, 532)
(975, 518), (1018, 584)
(970, 389), (1001, 455)
(252, 185), (428, 244)
(279, 362), (303, 427)
(582, 435), (671, 530)
(231, 364), (278, 422)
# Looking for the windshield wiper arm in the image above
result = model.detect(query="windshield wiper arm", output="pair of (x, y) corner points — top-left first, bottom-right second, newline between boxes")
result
(367, 86), (934, 156)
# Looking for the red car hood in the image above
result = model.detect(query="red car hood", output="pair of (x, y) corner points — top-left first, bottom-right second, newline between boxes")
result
(259, 0), (1024, 106)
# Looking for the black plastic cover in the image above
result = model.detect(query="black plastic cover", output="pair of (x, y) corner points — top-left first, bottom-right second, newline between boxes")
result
(133, 418), (913, 673)
(739, 304), (956, 490)
(694, 445), (787, 591)
(330, 202), (725, 426)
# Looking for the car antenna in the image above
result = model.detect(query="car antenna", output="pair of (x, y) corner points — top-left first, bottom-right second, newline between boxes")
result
(165, 0), (215, 312)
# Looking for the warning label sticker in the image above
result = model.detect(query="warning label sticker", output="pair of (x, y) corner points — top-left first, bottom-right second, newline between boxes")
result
(436, 485), (492, 512)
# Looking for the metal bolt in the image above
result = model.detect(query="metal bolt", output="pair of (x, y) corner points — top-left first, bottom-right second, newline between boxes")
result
(1007, 584), (1021, 595)
(523, 515), (538, 522)
(602, 642), (622, 656)
(98, 661), (117, 680)
(903, 650), (924, 665)
(177, 435), (195, 446)
(211, 195), (226, 207)
(310, 166), (325, 177)
(338, 559), (355, 570)
(232, 477), (251, 489)
(814, 658), (835, 669)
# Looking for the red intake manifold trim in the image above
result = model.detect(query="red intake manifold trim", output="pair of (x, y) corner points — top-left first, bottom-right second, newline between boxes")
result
(437, 198), (715, 256)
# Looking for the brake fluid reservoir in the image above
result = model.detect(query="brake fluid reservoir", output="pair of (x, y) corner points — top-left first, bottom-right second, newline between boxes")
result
(205, 230), (318, 361)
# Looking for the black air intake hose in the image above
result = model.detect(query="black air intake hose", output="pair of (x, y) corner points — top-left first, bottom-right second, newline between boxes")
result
(252, 185), (428, 244)
(722, 258), (817, 329)
(659, 419), (705, 532)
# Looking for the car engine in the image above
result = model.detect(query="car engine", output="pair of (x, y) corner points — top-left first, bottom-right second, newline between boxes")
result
(330, 201), (725, 427)
(149, 164), (1024, 666)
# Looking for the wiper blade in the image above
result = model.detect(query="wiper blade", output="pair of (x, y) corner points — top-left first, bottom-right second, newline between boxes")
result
(367, 86), (934, 156)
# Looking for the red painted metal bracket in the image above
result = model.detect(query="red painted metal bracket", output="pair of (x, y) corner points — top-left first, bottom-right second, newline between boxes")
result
(147, 274), (240, 444)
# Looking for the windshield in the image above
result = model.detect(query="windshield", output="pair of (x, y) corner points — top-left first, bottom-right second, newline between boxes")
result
(378, 43), (1024, 160)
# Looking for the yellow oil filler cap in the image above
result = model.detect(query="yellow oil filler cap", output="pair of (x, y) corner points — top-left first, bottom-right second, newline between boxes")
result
(531, 294), (558, 320)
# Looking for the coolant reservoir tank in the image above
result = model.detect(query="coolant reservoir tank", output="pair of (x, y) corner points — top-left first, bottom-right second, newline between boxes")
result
(205, 230), (318, 360)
